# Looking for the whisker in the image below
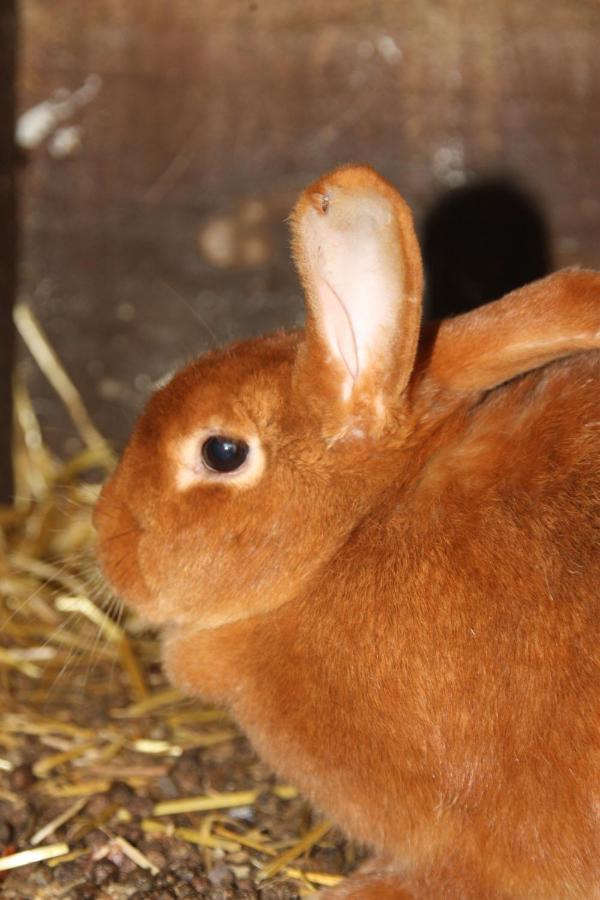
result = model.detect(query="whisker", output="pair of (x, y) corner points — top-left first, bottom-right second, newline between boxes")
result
(0, 558), (78, 630)
(102, 526), (143, 545)
(159, 278), (219, 349)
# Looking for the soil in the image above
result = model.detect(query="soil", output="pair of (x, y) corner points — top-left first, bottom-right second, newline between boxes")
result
(0, 647), (357, 899)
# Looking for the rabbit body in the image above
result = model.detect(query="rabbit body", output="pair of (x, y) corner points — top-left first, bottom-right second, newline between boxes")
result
(163, 349), (599, 899)
(96, 166), (600, 898)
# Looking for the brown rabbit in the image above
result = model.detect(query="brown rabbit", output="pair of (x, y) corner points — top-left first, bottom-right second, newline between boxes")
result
(95, 165), (600, 899)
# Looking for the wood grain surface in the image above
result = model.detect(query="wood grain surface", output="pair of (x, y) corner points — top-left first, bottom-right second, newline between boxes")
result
(14, 0), (600, 457)
(0, 2), (17, 501)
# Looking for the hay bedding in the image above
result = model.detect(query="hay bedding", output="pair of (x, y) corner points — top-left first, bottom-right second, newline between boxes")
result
(0, 307), (355, 898)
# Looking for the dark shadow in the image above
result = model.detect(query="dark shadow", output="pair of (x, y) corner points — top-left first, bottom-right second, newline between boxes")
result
(421, 177), (551, 321)
(0, 2), (17, 503)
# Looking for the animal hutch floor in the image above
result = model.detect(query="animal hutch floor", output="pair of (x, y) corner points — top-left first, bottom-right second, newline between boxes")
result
(0, 309), (355, 899)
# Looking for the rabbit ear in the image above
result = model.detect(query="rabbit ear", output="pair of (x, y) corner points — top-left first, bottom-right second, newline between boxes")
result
(427, 269), (600, 392)
(291, 165), (424, 436)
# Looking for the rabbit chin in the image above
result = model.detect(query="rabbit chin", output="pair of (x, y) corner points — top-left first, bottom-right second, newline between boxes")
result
(159, 602), (252, 635)
(97, 528), (284, 632)
(100, 554), (255, 633)
(138, 581), (266, 632)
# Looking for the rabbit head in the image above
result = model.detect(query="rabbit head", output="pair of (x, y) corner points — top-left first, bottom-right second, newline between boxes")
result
(95, 165), (429, 631)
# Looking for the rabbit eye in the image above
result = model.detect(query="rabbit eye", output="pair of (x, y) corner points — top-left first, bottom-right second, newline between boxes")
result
(176, 431), (263, 490)
(201, 436), (249, 473)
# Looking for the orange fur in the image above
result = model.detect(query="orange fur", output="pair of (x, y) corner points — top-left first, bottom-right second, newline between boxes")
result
(95, 165), (600, 898)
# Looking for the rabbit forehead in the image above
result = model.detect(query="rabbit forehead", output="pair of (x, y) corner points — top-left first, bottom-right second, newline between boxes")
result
(150, 334), (297, 439)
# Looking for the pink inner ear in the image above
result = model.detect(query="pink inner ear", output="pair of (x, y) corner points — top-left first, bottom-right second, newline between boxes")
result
(318, 277), (359, 381)
(300, 188), (409, 398)
(312, 220), (401, 389)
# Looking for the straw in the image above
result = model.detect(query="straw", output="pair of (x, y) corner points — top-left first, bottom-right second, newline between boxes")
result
(13, 304), (114, 463)
(153, 789), (261, 817)
(0, 843), (70, 872)
(30, 797), (87, 845)
(259, 820), (333, 881)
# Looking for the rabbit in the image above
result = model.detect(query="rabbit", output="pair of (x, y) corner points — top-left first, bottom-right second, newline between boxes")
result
(95, 164), (600, 899)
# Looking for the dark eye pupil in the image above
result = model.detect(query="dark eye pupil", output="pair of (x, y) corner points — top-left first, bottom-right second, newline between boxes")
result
(202, 436), (249, 473)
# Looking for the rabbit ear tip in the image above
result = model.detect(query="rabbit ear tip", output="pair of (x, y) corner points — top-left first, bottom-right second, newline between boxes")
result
(310, 164), (387, 194)
(306, 191), (330, 215)
(292, 167), (396, 229)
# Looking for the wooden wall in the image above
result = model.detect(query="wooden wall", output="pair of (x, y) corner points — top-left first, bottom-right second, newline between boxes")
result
(0, 2), (16, 501)
(15, 0), (600, 457)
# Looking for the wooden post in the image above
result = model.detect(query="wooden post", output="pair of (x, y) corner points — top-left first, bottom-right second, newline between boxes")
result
(0, 2), (17, 503)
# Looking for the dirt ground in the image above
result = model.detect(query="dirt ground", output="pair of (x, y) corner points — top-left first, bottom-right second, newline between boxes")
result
(0, 643), (356, 899)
